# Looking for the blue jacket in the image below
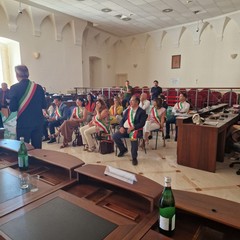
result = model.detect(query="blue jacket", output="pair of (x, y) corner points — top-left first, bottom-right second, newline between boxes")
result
(9, 79), (47, 128)
(120, 107), (147, 137)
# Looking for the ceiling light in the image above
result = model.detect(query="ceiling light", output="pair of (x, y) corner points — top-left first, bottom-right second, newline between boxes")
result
(193, 10), (200, 14)
(121, 16), (131, 21)
(115, 14), (131, 21)
(162, 8), (173, 13)
(101, 8), (112, 13)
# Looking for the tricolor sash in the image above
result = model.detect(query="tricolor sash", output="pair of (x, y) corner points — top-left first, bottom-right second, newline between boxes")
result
(151, 107), (161, 125)
(73, 107), (82, 119)
(18, 81), (37, 118)
(94, 116), (111, 140)
(127, 107), (141, 141)
(55, 106), (62, 119)
(177, 102), (183, 109)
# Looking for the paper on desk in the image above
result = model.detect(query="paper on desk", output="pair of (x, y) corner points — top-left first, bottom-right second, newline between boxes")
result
(104, 165), (137, 184)
(203, 121), (219, 126)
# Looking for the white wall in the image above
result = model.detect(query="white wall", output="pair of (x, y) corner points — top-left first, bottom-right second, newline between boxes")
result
(115, 15), (240, 88)
(1, 0), (240, 92)
(0, 3), (85, 94)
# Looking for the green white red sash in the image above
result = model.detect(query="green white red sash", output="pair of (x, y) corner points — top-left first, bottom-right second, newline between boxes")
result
(73, 107), (82, 119)
(177, 102), (183, 109)
(94, 116), (111, 140)
(127, 107), (141, 140)
(18, 81), (37, 117)
(55, 106), (62, 118)
(151, 107), (161, 125)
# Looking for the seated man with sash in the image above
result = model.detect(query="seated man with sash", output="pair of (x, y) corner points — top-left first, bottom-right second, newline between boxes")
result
(165, 92), (190, 141)
(112, 95), (147, 166)
(9, 65), (47, 148)
(47, 95), (69, 143)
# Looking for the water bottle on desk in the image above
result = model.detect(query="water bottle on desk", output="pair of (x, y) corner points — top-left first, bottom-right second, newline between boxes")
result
(18, 137), (29, 171)
(159, 176), (176, 237)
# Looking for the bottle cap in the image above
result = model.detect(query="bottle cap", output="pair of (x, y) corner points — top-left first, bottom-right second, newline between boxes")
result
(164, 176), (171, 183)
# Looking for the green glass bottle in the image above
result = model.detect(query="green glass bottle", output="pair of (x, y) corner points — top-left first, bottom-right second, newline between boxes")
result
(18, 137), (29, 171)
(159, 176), (175, 237)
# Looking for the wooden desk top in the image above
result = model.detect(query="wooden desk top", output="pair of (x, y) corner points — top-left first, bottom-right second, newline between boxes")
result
(0, 139), (34, 152)
(75, 164), (162, 202)
(0, 190), (157, 240)
(174, 189), (240, 230)
(176, 103), (228, 122)
(28, 149), (84, 171)
(0, 168), (77, 218)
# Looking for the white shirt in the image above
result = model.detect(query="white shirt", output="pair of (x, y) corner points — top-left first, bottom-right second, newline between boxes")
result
(123, 107), (137, 128)
(172, 101), (190, 115)
(139, 99), (151, 115)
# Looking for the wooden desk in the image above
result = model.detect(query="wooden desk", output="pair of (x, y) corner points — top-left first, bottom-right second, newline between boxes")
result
(0, 139), (34, 169)
(28, 149), (84, 179)
(0, 164), (162, 240)
(0, 168), (77, 218)
(0, 139), (34, 152)
(0, 164), (239, 239)
(177, 111), (238, 172)
(0, 140), (85, 217)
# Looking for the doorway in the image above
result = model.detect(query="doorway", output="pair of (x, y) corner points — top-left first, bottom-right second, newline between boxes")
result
(89, 56), (102, 87)
(116, 73), (128, 87)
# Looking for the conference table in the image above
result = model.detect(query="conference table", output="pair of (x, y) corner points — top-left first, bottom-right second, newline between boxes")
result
(0, 141), (239, 239)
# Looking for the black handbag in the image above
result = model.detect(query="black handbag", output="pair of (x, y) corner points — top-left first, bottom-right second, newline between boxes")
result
(99, 140), (114, 154)
(72, 134), (83, 147)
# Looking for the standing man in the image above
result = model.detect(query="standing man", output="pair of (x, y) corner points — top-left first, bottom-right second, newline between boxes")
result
(122, 80), (133, 104)
(165, 92), (190, 141)
(0, 82), (10, 108)
(113, 95), (147, 166)
(150, 80), (162, 100)
(9, 65), (47, 148)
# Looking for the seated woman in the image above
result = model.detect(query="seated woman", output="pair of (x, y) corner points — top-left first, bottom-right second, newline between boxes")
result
(109, 96), (123, 125)
(80, 99), (109, 152)
(85, 93), (95, 123)
(143, 98), (166, 144)
(54, 97), (87, 148)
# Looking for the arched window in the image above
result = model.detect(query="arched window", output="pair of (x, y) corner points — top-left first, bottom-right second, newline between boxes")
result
(0, 37), (21, 86)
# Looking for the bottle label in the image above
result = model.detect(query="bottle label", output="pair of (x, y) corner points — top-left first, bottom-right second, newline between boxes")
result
(18, 156), (28, 168)
(159, 214), (175, 231)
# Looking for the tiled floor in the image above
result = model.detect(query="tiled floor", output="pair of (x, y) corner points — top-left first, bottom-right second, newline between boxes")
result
(42, 137), (240, 204)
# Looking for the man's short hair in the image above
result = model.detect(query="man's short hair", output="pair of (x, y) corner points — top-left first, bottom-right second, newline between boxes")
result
(53, 95), (62, 101)
(15, 65), (29, 79)
(153, 80), (158, 84)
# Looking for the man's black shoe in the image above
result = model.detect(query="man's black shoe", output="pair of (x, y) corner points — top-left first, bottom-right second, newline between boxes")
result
(117, 148), (128, 157)
(47, 138), (56, 144)
(132, 158), (138, 166)
(42, 137), (50, 142)
(165, 135), (170, 139)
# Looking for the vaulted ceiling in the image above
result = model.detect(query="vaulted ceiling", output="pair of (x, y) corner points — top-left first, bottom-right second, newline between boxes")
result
(15, 0), (240, 37)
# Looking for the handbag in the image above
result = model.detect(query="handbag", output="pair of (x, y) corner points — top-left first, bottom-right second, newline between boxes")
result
(77, 134), (83, 146)
(72, 133), (83, 147)
(99, 140), (114, 154)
